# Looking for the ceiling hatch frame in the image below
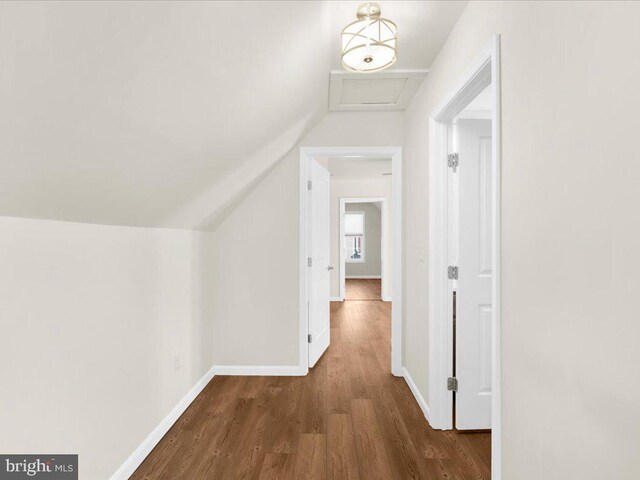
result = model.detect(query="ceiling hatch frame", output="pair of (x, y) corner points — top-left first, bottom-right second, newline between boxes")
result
(329, 69), (429, 112)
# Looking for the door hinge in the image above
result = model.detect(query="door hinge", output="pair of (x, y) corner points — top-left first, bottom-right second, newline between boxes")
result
(448, 153), (459, 172)
(308, 257), (312, 267)
(308, 334), (312, 343)
(447, 377), (458, 392)
(448, 265), (458, 280)
(307, 180), (312, 190)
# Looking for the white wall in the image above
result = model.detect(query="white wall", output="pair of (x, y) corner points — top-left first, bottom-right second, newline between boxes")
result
(203, 157), (301, 367)
(0, 217), (212, 479)
(205, 111), (403, 367)
(345, 203), (382, 278)
(328, 180), (392, 298)
(403, 2), (640, 478)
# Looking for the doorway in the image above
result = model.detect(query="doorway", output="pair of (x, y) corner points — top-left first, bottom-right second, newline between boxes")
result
(339, 197), (389, 302)
(299, 147), (403, 376)
(428, 35), (501, 478)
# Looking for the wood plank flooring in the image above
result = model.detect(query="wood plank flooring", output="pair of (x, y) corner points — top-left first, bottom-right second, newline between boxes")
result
(131, 297), (490, 479)
(345, 278), (381, 300)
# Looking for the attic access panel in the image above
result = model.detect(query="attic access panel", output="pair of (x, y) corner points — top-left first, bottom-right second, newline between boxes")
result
(329, 70), (428, 111)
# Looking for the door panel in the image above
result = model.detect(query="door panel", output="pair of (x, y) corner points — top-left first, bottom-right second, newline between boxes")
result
(308, 159), (331, 367)
(456, 118), (492, 430)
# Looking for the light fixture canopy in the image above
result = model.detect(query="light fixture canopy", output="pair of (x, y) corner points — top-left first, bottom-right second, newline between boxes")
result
(341, 2), (398, 73)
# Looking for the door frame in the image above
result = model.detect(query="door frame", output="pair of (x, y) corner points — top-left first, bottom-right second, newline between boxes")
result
(339, 197), (389, 301)
(300, 146), (403, 375)
(427, 34), (502, 478)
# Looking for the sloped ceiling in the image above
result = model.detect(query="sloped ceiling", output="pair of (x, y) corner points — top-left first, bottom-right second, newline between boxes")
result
(0, 1), (466, 229)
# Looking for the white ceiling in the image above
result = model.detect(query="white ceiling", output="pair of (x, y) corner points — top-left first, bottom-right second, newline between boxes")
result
(0, 1), (467, 228)
(324, 157), (392, 180)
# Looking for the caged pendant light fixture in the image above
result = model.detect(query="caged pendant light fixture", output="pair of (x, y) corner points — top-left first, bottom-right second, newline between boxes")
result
(341, 2), (398, 73)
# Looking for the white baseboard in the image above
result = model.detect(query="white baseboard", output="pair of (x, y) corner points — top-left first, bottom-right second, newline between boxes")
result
(382, 296), (392, 302)
(111, 362), (306, 478)
(345, 275), (382, 279)
(212, 365), (306, 376)
(402, 367), (431, 423)
(110, 364), (216, 480)
(330, 296), (344, 302)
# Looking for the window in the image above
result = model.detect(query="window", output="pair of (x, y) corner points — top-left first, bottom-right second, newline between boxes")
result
(344, 211), (365, 263)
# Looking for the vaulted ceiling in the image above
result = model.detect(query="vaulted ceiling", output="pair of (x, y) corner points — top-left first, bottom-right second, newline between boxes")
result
(0, 1), (466, 229)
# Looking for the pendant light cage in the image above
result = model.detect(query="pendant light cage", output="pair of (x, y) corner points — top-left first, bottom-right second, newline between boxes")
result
(341, 3), (398, 73)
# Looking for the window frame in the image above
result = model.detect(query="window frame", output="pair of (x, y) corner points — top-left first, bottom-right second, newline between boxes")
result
(344, 210), (366, 263)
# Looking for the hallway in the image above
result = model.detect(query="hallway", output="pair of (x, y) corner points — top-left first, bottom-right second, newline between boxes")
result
(345, 278), (382, 300)
(131, 299), (490, 479)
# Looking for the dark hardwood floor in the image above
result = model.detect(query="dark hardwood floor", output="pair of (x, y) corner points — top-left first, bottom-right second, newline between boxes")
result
(345, 278), (382, 300)
(131, 297), (490, 479)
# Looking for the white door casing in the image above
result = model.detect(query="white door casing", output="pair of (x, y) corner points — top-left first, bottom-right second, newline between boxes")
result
(339, 197), (389, 302)
(456, 118), (492, 430)
(300, 146), (403, 377)
(308, 159), (331, 367)
(428, 35), (500, 477)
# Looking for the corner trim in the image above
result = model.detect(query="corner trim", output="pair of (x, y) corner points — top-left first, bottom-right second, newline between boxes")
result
(402, 367), (431, 423)
(212, 365), (306, 376)
(109, 365), (216, 480)
(330, 296), (344, 302)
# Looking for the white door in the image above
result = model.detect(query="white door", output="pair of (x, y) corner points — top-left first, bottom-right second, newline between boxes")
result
(308, 159), (331, 367)
(456, 118), (493, 430)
